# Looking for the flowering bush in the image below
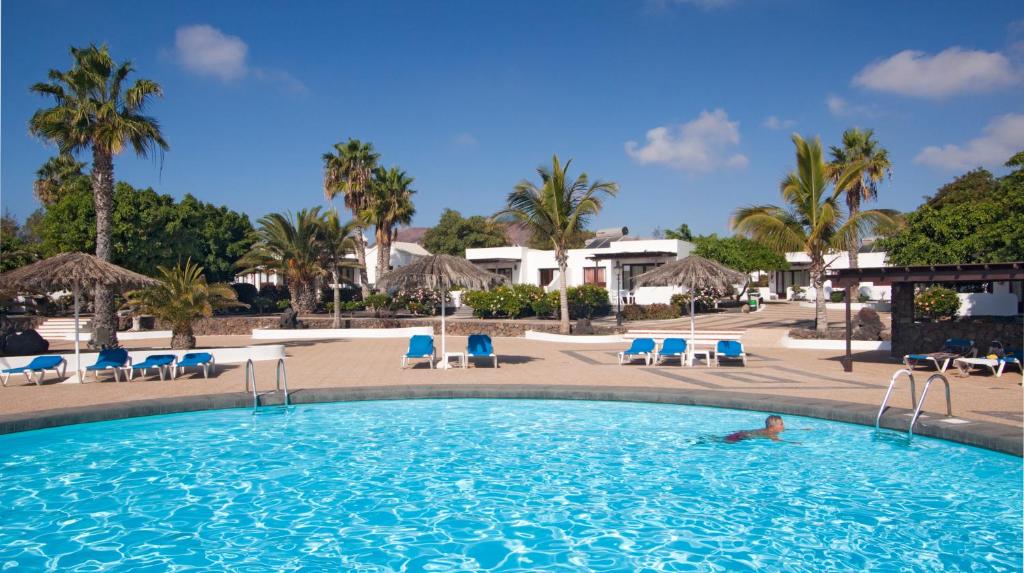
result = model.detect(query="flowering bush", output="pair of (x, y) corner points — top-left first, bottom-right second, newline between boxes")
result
(671, 287), (722, 314)
(915, 286), (960, 321)
(363, 293), (393, 312)
(621, 303), (681, 321)
(395, 288), (451, 316)
(463, 284), (544, 318)
(568, 285), (612, 318)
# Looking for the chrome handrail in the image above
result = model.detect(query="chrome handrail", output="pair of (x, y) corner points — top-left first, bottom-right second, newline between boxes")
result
(244, 359), (258, 410)
(276, 358), (289, 407)
(908, 373), (952, 437)
(876, 369), (916, 430)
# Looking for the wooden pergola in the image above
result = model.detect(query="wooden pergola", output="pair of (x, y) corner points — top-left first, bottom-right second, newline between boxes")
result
(827, 262), (1024, 372)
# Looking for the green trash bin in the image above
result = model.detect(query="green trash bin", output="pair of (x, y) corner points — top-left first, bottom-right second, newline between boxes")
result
(748, 296), (759, 311)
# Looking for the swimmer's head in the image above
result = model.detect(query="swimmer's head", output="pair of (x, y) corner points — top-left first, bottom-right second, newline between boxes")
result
(765, 415), (784, 432)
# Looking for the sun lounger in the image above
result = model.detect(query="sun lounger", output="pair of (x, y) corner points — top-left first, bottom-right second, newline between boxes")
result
(619, 338), (655, 366)
(904, 338), (974, 372)
(174, 352), (215, 378)
(715, 340), (747, 367)
(467, 334), (498, 368)
(1, 355), (66, 386)
(84, 348), (131, 382)
(654, 338), (687, 366)
(127, 354), (177, 381)
(403, 335), (435, 369)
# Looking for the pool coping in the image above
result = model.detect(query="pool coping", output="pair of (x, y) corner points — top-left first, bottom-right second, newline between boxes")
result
(0, 384), (1020, 456)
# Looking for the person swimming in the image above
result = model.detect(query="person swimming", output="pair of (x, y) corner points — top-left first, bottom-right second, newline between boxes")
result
(725, 415), (785, 443)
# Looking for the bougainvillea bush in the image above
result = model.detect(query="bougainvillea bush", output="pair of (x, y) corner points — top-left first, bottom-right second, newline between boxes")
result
(915, 286), (960, 321)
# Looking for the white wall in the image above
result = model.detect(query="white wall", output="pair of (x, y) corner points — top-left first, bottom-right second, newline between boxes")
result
(959, 292), (1018, 316)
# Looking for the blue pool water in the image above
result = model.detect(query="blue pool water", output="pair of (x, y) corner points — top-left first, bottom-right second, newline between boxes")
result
(0, 400), (1021, 572)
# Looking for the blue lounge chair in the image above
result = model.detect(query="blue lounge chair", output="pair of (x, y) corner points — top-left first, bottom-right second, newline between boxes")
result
(127, 354), (177, 381)
(84, 348), (131, 382)
(174, 353), (215, 378)
(618, 338), (655, 366)
(402, 335), (435, 369)
(715, 340), (747, 367)
(1, 355), (66, 386)
(467, 334), (498, 368)
(904, 338), (974, 372)
(655, 338), (688, 366)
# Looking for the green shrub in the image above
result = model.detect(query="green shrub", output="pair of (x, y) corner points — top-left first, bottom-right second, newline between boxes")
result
(915, 286), (960, 320)
(567, 284), (611, 318)
(671, 287), (721, 314)
(396, 288), (448, 316)
(621, 303), (681, 321)
(462, 284), (545, 318)
(857, 292), (871, 303)
(275, 299), (292, 311)
(364, 293), (393, 311)
(531, 292), (557, 318)
(830, 290), (845, 303)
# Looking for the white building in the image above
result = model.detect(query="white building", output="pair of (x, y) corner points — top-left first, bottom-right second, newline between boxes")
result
(466, 229), (695, 305)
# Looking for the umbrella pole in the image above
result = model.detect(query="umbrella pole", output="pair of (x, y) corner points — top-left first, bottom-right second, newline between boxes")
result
(440, 289), (447, 368)
(74, 281), (82, 383)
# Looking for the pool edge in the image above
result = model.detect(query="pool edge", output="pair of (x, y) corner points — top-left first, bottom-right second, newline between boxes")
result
(0, 384), (1020, 456)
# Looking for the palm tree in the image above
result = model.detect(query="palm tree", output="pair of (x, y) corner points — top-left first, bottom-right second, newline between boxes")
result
(364, 167), (416, 283)
(323, 139), (379, 297)
(29, 44), (168, 346)
(828, 128), (892, 269)
(320, 210), (359, 328)
(732, 135), (894, 334)
(497, 155), (619, 334)
(238, 208), (325, 314)
(33, 154), (86, 205)
(125, 259), (243, 349)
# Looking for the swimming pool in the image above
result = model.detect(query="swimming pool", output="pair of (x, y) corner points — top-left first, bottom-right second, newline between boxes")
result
(1, 400), (1020, 571)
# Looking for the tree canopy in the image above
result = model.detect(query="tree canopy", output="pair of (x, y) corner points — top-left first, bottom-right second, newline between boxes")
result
(691, 234), (789, 275)
(663, 224), (694, 241)
(37, 182), (254, 281)
(422, 208), (508, 255)
(880, 157), (1024, 265)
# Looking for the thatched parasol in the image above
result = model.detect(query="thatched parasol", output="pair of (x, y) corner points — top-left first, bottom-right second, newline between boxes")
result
(0, 252), (159, 382)
(376, 254), (506, 368)
(632, 255), (747, 343)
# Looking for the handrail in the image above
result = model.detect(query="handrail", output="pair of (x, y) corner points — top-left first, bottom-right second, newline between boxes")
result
(276, 358), (290, 407)
(908, 373), (952, 437)
(244, 359), (258, 410)
(876, 369), (916, 430)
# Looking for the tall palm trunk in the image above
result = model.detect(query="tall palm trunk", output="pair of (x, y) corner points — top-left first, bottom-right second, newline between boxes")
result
(846, 193), (861, 270)
(810, 261), (827, 334)
(375, 230), (392, 285)
(556, 251), (570, 334)
(292, 280), (318, 315)
(332, 268), (342, 328)
(171, 324), (196, 350)
(353, 229), (370, 297)
(91, 148), (117, 347)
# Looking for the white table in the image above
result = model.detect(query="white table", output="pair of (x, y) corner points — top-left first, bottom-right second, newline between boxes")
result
(689, 349), (713, 367)
(442, 351), (467, 369)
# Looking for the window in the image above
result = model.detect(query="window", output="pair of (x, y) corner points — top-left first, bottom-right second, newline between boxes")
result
(622, 263), (662, 291)
(539, 268), (557, 287)
(583, 267), (606, 287)
(488, 267), (514, 281)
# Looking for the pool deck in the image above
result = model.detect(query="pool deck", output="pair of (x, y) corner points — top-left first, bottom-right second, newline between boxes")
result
(1, 326), (1021, 455)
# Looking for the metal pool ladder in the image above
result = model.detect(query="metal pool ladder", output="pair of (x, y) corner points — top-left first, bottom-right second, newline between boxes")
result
(244, 358), (290, 410)
(876, 368), (951, 437)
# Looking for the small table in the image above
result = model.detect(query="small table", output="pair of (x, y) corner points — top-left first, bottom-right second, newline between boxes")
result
(442, 351), (467, 369)
(689, 349), (713, 367)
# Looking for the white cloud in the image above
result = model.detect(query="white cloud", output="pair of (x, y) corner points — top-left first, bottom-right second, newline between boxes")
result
(173, 24), (306, 93)
(826, 94), (876, 117)
(914, 113), (1024, 171)
(625, 109), (748, 172)
(853, 47), (1019, 98)
(175, 24), (248, 81)
(762, 115), (795, 130)
(453, 133), (478, 146)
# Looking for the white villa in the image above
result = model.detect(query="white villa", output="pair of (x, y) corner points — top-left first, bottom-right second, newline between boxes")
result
(234, 241), (430, 290)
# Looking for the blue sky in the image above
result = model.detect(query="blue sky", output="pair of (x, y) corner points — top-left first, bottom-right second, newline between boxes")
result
(3, 0), (1022, 237)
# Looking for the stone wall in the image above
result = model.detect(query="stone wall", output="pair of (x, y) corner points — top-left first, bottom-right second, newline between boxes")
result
(125, 315), (621, 337)
(890, 319), (1024, 357)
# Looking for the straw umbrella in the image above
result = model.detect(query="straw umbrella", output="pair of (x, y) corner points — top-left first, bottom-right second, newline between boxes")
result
(0, 252), (158, 381)
(632, 255), (747, 343)
(376, 254), (506, 368)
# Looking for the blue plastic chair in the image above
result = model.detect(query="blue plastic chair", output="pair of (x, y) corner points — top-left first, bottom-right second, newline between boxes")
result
(84, 348), (131, 382)
(467, 334), (498, 368)
(175, 353), (215, 379)
(128, 354), (177, 381)
(1, 355), (66, 386)
(619, 338), (655, 366)
(715, 340), (747, 367)
(656, 338), (687, 366)
(403, 335), (435, 369)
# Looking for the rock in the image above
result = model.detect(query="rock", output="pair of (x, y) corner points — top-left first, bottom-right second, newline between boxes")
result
(3, 329), (49, 356)
(852, 307), (884, 340)
(279, 307), (300, 329)
(574, 318), (594, 335)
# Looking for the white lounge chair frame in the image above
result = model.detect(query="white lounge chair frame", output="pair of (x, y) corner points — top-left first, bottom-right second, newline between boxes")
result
(1, 358), (67, 386)
(402, 353), (435, 369)
(173, 356), (216, 379)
